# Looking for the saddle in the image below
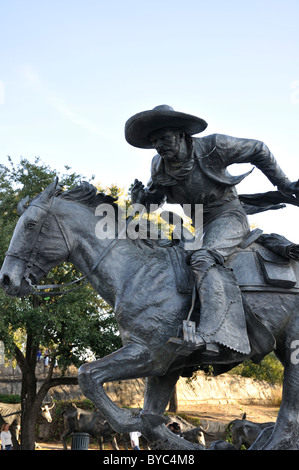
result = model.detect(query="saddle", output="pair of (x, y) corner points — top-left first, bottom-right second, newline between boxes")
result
(170, 229), (299, 294)
(226, 230), (299, 292)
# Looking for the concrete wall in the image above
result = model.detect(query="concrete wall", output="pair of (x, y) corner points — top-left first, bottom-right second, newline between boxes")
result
(0, 363), (82, 400)
(105, 374), (282, 410)
(176, 373), (282, 410)
(0, 363), (281, 410)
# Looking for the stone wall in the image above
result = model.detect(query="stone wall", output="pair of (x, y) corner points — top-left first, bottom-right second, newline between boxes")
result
(0, 363), (281, 410)
(0, 363), (82, 400)
(105, 373), (282, 410)
(176, 373), (282, 410)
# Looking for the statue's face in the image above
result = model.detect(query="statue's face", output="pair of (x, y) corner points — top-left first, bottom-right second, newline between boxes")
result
(149, 128), (183, 162)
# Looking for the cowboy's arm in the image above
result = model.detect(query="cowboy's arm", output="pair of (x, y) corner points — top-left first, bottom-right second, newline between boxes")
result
(216, 134), (298, 194)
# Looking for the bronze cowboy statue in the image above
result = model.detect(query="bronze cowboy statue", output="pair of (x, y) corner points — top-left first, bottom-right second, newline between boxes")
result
(125, 104), (299, 360)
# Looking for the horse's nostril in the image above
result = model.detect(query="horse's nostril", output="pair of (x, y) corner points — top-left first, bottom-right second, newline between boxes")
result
(2, 274), (11, 287)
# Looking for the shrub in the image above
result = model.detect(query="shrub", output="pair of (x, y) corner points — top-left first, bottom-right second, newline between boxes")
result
(0, 394), (21, 403)
(230, 353), (284, 385)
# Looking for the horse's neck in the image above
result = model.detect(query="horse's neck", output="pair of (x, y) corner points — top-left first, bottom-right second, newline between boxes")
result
(56, 199), (172, 307)
(62, 207), (135, 306)
(87, 240), (134, 306)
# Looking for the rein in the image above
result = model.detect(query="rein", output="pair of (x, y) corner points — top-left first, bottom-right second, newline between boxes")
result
(29, 218), (130, 297)
(28, 226), (127, 297)
(8, 200), (139, 297)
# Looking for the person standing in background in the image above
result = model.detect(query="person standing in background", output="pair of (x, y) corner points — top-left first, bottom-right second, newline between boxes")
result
(1, 423), (13, 450)
(129, 431), (141, 450)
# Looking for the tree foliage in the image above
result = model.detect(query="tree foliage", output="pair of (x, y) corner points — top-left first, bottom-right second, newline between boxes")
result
(0, 156), (122, 448)
(230, 352), (284, 385)
(0, 157), (122, 365)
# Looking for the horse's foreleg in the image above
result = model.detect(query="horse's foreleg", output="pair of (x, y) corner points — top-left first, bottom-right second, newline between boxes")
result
(79, 343), (202, 449)
(78, 342), (156, 433)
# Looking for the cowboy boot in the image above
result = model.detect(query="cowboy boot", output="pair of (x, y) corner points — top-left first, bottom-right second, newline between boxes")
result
(189, 249), (251, 357)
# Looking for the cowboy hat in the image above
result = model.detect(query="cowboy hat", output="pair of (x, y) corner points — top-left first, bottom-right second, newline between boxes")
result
(125, 105), (208, 149)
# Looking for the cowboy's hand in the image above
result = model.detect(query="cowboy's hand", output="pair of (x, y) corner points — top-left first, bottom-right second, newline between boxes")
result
(130, 179), (145, 204)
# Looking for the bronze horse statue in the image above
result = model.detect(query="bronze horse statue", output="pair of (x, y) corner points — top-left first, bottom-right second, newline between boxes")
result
(1, 178), (299, 450)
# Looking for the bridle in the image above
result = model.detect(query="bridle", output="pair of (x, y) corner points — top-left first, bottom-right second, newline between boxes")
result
(6, 198), (132, 297)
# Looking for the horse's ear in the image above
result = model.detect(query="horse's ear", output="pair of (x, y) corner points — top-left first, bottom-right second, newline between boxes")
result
(17, 195), (30, 215)
(39, 177), (59, 204)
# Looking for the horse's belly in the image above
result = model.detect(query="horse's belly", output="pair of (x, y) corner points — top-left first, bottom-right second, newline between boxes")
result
(116, 291), (191, 349)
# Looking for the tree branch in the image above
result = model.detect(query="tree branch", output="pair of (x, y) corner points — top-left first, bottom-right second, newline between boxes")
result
(49, 376), (78, 387)
(13, 343), (26, 372)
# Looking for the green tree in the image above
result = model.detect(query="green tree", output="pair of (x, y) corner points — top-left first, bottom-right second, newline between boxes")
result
(0, 157), (122, 449)
(230, 352), (284, 385)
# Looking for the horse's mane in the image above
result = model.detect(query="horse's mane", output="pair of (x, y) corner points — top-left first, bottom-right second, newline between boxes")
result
(55, 181), (173, 249)
(56, 181), (118, 210)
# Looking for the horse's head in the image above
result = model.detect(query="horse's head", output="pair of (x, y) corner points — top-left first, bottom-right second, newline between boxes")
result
(0, 178), (70, 297)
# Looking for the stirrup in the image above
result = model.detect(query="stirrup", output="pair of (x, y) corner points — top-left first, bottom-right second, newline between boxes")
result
(168, 284), (199, 355)
(168, 320), (202, 356)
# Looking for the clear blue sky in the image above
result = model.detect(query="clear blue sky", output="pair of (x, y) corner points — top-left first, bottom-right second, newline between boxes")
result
(1, 0), (299, 239)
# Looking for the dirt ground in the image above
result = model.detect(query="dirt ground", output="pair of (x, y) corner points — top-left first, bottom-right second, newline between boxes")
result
(34, 402), (279, 450)
(182, 402), (279, 424)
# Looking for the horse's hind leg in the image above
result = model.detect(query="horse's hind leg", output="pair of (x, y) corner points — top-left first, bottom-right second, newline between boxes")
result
(261, 319), (299, 450)
(141, 369), (205, 449)
(142, 368), (182, 416)
(78, 342), (157, 433)
(262, 362), (299, 449)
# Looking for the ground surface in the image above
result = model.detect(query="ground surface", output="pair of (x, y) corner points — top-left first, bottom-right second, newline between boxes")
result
(183, 402), (279, 424)
(35, 402), (279, 450)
